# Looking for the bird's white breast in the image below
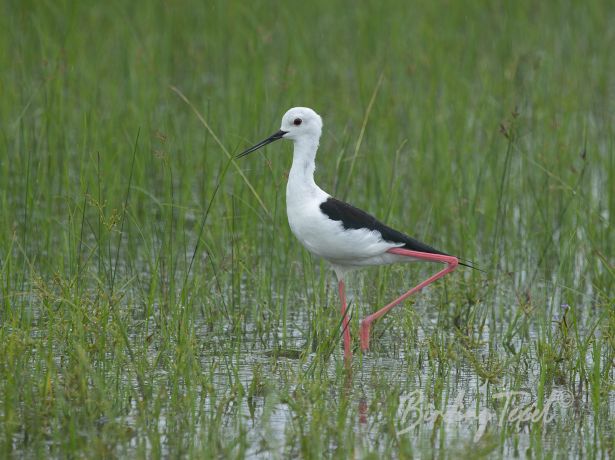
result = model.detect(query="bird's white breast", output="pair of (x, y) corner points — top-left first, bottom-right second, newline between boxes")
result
(285, 186), (401, 267)
(284, 139), (404, 269)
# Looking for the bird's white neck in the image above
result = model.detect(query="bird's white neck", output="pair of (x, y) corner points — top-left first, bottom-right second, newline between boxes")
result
(286, 137), (325, 205)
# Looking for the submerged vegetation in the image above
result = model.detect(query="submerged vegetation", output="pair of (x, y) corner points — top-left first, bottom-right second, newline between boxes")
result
(0, 0), (613, 457)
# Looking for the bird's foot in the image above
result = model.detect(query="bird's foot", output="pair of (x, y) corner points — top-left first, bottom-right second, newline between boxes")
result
(360, 320), (371, 351)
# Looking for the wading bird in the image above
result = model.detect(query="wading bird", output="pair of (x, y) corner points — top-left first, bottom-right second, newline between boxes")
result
(238, 107), (474, 360)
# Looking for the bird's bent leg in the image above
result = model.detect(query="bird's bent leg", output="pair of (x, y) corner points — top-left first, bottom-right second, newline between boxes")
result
(338, 279), (352, 360)
(359, 248), (459, 352)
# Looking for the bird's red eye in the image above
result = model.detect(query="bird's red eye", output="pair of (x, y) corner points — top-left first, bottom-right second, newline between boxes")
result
(293, 118), (302, 126)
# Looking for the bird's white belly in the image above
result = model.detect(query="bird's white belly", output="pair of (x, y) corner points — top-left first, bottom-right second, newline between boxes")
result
(287, 202), (402, 267)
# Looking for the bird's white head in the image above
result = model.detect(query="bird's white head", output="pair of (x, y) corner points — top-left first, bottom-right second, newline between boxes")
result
(237, 107), (322, 159)
(279, 107), (323, 142)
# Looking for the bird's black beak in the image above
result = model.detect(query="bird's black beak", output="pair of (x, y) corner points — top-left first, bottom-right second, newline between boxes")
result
(236, 130), (288, 158)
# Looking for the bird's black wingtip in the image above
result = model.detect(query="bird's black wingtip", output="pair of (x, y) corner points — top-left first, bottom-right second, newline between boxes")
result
(458, 259), (486, 273)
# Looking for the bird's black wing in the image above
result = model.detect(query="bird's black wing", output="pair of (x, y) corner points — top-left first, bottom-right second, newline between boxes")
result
(319, 197), (481, 270)
(319, 197), (448, 255)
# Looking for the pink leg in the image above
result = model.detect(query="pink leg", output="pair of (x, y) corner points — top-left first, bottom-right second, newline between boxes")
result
(359, 248), (459, 351)
(338, 279), (352, 360)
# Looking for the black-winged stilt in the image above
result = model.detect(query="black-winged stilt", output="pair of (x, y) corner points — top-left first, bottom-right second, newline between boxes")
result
(238, 107), (473, 360)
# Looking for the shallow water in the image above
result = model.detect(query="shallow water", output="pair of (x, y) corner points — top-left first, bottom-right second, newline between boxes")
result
(114, 274), (612, 458)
